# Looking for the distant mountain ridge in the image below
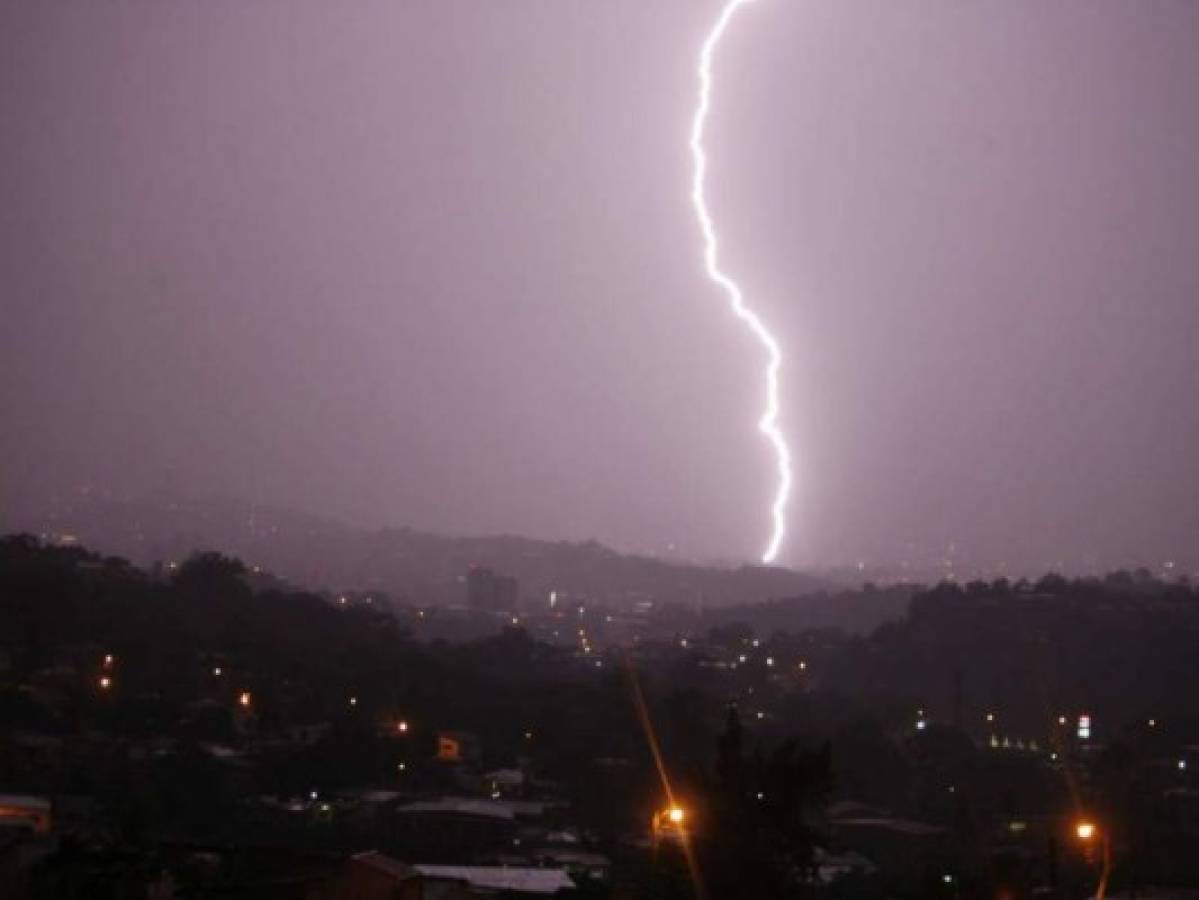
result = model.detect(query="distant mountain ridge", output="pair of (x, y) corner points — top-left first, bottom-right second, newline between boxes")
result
(2, 488), (829, 610)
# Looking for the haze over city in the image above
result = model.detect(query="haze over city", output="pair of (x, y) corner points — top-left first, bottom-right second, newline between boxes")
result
(3, 1), (1198, 572)
(6, 3), (1199, 899)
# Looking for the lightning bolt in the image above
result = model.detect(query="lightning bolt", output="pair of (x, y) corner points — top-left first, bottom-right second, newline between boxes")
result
(690, 0), (792, 565)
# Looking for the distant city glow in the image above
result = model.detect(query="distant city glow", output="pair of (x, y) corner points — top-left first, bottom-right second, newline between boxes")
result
(690, 0), (793, 564)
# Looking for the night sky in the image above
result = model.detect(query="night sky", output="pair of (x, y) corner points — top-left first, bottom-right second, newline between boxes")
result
(3, 1), (1197, 572)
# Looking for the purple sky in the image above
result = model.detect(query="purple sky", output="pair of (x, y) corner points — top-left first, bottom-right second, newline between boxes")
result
(2, 1), (1197, 572)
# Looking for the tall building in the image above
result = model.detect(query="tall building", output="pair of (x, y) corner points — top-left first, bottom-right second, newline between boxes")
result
(466, 566), (519, 612)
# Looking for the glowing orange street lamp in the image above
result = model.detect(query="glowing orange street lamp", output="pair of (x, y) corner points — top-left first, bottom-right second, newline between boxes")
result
(1075, 819), (1112, 900)
(238, 691), (252, 708)
(651, 804), (687, 848)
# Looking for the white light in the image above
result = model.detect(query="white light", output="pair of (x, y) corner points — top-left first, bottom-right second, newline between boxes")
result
(691, 0), (793, 564)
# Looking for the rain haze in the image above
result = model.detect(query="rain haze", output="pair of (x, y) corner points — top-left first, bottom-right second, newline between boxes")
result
(3, 0), (1197, 575)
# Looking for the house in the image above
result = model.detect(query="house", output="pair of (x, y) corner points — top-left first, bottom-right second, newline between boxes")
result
(436, 732), (480, 765)
(0, 796), (51, 835)
(336, 852), (430, 900)
(482, 768), (524, 799)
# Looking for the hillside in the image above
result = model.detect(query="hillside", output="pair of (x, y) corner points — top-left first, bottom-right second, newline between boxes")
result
(2, 488), (830, 610)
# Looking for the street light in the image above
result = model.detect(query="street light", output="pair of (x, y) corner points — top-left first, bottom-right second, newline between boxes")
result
(651, 805), (687, 847)
(1075, 819), (1112, 900)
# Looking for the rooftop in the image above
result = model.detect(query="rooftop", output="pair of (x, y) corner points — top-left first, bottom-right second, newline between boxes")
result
(415, 865), (574, 894)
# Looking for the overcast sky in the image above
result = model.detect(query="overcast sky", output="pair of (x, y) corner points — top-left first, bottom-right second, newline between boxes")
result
(3, 1), (1197, 571)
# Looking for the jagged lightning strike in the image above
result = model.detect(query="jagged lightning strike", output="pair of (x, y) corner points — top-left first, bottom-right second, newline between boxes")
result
(690, 0), (792, 564)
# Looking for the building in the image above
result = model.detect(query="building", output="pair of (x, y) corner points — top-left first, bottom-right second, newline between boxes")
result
(466, 567), (519, 612)
(436, 731), (480, 765)
(414, 865), (574, 896)
(0, 796), (51, 835)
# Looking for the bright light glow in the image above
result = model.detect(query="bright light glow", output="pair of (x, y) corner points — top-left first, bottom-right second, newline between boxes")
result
(691, 0), (792, 564)
(397, 720), (409, 733)
(1076, 821), (1096, 841)
(98, 676), (112, 690)
(239, 691), (252, 707)
(668, 807), (685, 824)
